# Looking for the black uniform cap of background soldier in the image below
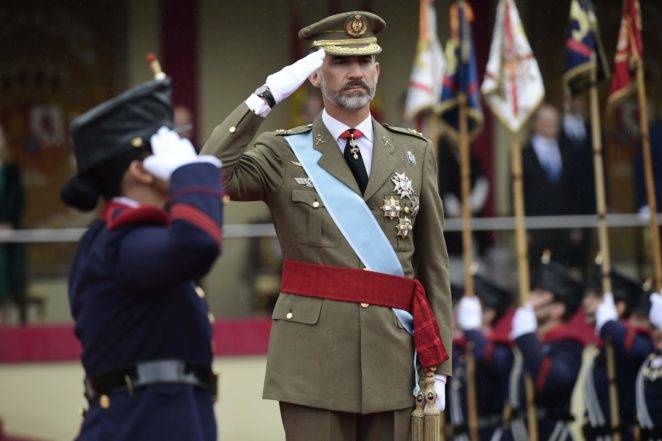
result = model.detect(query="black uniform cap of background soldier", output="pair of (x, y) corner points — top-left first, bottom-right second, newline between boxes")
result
(591, 265), (652, 319)
(61, 78), (173, 211)
(533, 259), (586, 320)
(474, 274), (513, 322)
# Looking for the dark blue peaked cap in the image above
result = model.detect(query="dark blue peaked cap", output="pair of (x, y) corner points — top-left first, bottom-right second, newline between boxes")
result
(69, 77), (173, 174)
(533, 259), (585, 316)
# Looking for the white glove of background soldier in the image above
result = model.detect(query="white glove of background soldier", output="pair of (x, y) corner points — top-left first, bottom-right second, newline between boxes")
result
(457, 296), (482, 331)
(595, 292), (618, 333)
(649, 292), (662, 329)
(511, 304), (537, 339)
(246, 49), (326, 117)
(434, 375), (446, 411)
(144, 127), (220, 181)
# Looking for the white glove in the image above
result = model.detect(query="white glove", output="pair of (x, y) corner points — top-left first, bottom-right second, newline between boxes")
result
(457, 296), (482, 331)
(595, 292), (618, 333)
(511, 305), (537, 339)
(246, 49), (326, 117)
(650, 292), (662, 329)
(434, 375), (447, 411)
(443, 193), (461, 217)
(144, 127), (220, 180)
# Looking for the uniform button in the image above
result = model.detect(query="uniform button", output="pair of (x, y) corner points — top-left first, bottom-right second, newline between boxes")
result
(286, 312), (293, 319)
(99, 395), (110, 409)
(360, 303), (369, 308)
(229, 126), (236, 133)
(195, 286), (205, 298)
(208, 312), (216, 324)
(312, 201), (320, 208)
(404, 207), (410, 213)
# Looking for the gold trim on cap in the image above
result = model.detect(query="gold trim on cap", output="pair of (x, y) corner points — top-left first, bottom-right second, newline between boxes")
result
(321, 43), (382, 56)
(312, 36), (377, 47)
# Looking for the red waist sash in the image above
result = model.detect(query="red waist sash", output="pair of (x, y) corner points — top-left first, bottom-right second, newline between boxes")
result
(280, 259), (448, 369)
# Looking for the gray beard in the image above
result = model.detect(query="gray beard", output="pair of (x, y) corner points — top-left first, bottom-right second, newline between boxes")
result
(320, 76), (376, 110)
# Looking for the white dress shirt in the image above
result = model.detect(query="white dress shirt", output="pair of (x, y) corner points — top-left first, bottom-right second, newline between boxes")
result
(322, 109), (374, 176)
(532, 134), (563, 183)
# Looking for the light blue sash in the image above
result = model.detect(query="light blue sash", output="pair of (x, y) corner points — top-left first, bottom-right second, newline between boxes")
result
(284, 131), (414, 333)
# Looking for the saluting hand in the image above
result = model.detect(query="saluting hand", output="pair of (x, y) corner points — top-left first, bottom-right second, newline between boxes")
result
(650, 292), (662, 329)
(144, 127), (221, 181)
(266, 49), (326, 104)
(595, 292), (618, 333)
(511, 304), (537, 339)
(457, 296), (482, 331)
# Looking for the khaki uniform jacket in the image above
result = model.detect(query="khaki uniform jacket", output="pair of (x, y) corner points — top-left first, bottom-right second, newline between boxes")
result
(202, 103), (452, 414)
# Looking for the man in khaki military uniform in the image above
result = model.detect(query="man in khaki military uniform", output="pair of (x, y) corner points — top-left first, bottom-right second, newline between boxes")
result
(202, 11), (453, 441)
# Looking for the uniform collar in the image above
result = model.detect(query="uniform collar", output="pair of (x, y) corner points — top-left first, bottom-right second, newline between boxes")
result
(111, 196), (140, 208)
(322, 108), (373, 143)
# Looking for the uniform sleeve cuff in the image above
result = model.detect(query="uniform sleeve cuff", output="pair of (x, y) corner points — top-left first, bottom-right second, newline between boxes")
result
(245, 94), (272, 117)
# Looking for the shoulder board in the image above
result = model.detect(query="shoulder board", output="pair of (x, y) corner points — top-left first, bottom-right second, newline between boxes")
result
(382, 123), (427, 141)
(275, 123), (313, 136)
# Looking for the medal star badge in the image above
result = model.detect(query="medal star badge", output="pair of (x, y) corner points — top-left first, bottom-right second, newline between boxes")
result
(381, 196), (401, 220)
(396, 216), (413, 238)
(391, 172), (414, 199)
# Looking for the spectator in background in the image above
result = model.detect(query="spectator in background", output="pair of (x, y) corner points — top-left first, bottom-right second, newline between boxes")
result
(523, 104), (571, 270)
(635, 116), (662, 220)
(438, 133), (490, 282)
(560, 94), (595, 276)
(0, 124), (26, 324)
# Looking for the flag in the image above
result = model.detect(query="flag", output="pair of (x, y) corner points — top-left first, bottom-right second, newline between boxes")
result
(607, 0), (643, 109)
(563, 0), (610, 96)
(480, 0), (544, 134)
(437, 0), (483, 142)
(404, 0), (445, 123)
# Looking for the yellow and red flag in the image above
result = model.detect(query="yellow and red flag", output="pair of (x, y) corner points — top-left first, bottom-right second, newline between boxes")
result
(607, 0), (643, 109)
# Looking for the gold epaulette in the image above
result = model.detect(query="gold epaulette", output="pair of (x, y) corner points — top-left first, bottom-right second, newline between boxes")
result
(382, 123), (428, 141)
(275, 123), (314, 136)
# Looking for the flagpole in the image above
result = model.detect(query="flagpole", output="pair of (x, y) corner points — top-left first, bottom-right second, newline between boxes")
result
(458, 93), (480, 441)
(635, 61), (662, 290)
(510, 130), (538, 441)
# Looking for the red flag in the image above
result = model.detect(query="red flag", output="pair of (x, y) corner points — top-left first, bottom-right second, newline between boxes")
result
(607, 0), (643, 109)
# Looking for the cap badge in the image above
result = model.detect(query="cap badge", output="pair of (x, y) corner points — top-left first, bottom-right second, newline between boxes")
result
(346, 14), (368, 38)
(131, 137), (143, 148)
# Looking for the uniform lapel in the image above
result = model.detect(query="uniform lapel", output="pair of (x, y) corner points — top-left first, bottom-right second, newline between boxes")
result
(363, 119), (396, 202)
(312, 114), (361, 195)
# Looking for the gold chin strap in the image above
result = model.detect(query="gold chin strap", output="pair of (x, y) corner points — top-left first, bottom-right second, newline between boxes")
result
(312, 36), (377, 47)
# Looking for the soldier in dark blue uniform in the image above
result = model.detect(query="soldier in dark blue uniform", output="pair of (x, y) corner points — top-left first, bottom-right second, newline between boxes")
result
(62, 76), (223, 441)
(582, 268), (654, 440)
(450, 275), (514, 441)
(499, 258), (588, 441)
(636, 292), (662, 441)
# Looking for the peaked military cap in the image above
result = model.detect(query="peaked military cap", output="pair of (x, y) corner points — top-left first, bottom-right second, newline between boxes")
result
(70, 77), (173, 174)
(474, 274), (512, 319)
(592, 265), (650, 317)
(298, 11), (386, 56)
(533, 258), (585, 316)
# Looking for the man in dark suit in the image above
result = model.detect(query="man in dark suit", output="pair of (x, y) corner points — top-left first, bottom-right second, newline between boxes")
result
(523, 104), (571, 271)
(560, 95), (595, 275)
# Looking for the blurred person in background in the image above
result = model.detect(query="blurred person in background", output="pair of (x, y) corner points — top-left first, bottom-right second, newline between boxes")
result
(582, 268), (654, 440)
(560, 94), (595, 277)
(636, 292), (662, 439)
(438, 133), (491, 283)
(523, 104), (572, 272)
(0, 123), (26, 324)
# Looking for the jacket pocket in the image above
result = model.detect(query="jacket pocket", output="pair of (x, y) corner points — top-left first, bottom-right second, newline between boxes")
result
(291, 188), (325, 247)
(272, 293), (323, 325)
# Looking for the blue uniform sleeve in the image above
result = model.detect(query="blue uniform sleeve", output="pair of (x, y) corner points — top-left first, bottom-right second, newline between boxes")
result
(464, 330), (513, 380)
(515, 333), (583, 392)
(115, 163), (222, 289)
(600, 320), (654, 362)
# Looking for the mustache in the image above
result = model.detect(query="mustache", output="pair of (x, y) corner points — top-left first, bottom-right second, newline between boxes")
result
(341, 80), (370, 93)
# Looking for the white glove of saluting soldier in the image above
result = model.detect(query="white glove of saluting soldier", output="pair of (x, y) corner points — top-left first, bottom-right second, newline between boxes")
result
(650, 292), (662, 329)
(595, 292), (618, 333)
(144, 127), (221, 181)
(457, 296), (483, 331)
(246, 49), (326, 117)
(511, 304), (537, 339)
